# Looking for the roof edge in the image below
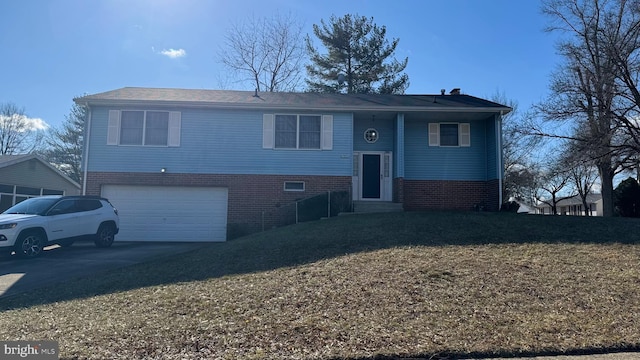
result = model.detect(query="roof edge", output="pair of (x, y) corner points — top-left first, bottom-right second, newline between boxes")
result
(75, 98), (512, 114)
(0, 153), (81, 189)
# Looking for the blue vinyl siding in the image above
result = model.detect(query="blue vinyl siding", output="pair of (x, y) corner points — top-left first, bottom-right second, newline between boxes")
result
(87, 107), (353, 176)
(404, 119), (489, 181)
(353, 117), (394, 151)
(395, 114), (405, 178)
(485, 116), (498, 180)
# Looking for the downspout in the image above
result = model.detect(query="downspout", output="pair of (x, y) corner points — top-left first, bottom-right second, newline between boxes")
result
(82, 104), (92, 195)
(496, 112), (503, 209)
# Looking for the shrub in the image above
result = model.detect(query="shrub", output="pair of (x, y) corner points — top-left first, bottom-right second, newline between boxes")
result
(501, 201), (520, 213)
(614, 177), (640, 217)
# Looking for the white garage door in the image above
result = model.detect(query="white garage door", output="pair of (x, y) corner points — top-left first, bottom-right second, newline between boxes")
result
(101, 185), (228, 242)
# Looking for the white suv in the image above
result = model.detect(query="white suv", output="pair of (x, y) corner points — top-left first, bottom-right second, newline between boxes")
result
(0, 196), (120, 258)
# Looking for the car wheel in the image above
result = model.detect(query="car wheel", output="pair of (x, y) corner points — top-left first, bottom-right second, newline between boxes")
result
(15, 232), (45, 258)
(95, 224), (116, 248)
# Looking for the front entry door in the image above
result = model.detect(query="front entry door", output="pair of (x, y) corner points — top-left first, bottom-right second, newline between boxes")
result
(362, 154), (381, 199)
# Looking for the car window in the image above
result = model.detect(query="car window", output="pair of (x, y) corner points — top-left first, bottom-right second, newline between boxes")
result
(78, 199), (103, 211)
(3, 197), (60, 215)
(47, 200), (78, 215)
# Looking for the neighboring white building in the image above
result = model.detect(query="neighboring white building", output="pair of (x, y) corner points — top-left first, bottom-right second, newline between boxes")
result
(536, 194), (603, 216)
(0, 154), (81, 212)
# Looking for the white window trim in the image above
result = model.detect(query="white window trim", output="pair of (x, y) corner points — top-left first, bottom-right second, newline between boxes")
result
(428, 122), (471, 147)
(284, 181), (305, 192)
(263, 113), (333, 150)
(277, 113), (321, 150)
(107, 110), (181, 147)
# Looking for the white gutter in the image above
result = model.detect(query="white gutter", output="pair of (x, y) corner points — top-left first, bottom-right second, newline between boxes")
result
(79, 99), (512, 114)
(496, 112), (503, 208)
(82, 104), (92, 195)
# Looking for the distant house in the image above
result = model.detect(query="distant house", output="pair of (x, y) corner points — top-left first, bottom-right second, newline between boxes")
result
(0, 154), (81, 212)
(536, 194), (603, 216)
(75, 87), (511, 241)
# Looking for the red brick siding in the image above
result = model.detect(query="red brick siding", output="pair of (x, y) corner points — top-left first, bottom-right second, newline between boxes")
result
(393, 177), (404, 204)
(486, 179), (500, 211)
(403, 179), (500, 211)
(86, 172), (351, 238)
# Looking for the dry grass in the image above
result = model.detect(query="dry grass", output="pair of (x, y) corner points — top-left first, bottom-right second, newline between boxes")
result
(1, 212), (640, 359)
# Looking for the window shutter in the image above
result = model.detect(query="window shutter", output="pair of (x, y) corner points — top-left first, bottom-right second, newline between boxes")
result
(428, 123), (439, 146)
(107, 110), (120, 145)
(321, 115), (333, 150)
(459, 123), (470, 147)
(263, 114), (274, 149)
(168, 111), (181, 147)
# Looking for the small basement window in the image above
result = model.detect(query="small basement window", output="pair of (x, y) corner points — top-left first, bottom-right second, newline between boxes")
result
(284, 181), (305, 192)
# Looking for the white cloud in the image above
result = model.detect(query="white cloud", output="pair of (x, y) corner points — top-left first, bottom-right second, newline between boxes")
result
(0, 114), (49, 131)
(25, 116), (49, 130)
(160, 48), (186, 59)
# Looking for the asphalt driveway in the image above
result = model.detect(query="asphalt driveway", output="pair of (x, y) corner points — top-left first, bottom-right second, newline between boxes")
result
(0, 241), (207, 299)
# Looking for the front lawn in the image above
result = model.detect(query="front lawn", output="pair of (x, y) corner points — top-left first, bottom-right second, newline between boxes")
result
(1, 212), (639, 359)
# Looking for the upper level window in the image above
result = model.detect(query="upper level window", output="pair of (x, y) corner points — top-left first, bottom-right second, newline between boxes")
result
(275, 114), (321, 149)
(108, 110), (181, 147)
(263, 114), (332, 150)
(120, 111), (169, 146)
(439, 124), (459, 146)
(428, 123), (470, 147)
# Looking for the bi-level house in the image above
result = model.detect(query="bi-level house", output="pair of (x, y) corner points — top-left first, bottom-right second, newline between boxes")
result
(75, 87), (510, 241)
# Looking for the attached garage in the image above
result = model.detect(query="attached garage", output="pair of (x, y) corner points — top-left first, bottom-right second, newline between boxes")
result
(101, 185), (228, 242)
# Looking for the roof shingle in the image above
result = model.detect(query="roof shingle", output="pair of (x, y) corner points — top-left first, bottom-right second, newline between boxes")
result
(75, 87), (511, 113)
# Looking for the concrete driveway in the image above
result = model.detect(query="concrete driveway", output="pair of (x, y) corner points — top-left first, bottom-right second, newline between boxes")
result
(0, 241), (207, 299)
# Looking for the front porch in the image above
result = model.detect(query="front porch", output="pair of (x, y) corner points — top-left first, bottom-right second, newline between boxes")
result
(350, 109), (503, 212)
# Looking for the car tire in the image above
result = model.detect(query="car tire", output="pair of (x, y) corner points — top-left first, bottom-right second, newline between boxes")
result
(15, 231), (45, 259)
(95, 223), (116, 248)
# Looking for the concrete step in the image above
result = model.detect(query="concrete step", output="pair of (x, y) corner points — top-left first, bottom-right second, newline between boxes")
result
(352, 201), (404, 214)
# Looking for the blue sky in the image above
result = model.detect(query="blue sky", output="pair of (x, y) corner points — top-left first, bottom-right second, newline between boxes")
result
(0, 0), (560, 130)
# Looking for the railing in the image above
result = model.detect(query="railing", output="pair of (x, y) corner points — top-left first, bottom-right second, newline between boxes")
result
(266, 189), (352, 230)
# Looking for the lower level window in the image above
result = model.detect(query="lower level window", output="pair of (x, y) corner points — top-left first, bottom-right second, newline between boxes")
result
(284, 181), (305, 191)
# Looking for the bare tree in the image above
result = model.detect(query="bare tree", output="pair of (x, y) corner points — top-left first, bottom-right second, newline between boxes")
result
(0, 102), (45, 155)
(601, 0), (640, 152)
(42, 102), (85, 183)
(219, 12), (306, 92)
(560, 140), (600, 215)
(490, 92), (542, 203)
(537, 0), (640, 216)
(535, 165), (577, 215)
(506, 165), (540, 206)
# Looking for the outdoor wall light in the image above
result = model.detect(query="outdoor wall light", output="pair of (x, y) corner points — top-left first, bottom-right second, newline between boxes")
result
(160, 168), (166, 173)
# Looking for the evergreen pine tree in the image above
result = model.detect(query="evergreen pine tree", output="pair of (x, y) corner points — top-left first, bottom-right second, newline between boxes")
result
(305, 14), (409, 94)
